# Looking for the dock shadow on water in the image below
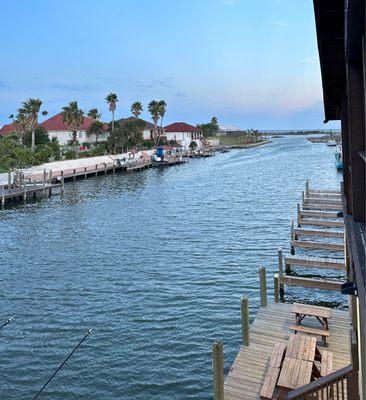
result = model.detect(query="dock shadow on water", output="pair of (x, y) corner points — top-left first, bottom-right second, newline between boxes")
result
(0, 136), (342, 399)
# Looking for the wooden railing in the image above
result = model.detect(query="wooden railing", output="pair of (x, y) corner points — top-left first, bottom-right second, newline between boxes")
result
(285, 364), (355, 399)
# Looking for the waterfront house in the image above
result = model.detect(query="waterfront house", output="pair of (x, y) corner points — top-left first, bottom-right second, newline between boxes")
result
(164, 122), (203, 150)
(0, 123), (17, 136)
(116, 116), (165, 141)
(41, 113), (109, 145)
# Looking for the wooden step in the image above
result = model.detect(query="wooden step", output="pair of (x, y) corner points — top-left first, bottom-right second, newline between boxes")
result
(302, 203), (342, 211)
(307, 189), (340, 195)
(291, 240), (344, 252)
(298, 218), (344, 227)
(285, 255), (345, 269)
(304, 198), (342, 206)
(279, 275), (344, 291)
(293, 228), (344, 238)
(300, 210), (342, 219)
(306, 193), (341, 199)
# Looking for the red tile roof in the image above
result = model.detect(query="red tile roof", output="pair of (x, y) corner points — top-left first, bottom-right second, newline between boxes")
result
(41, 112), (108, 131)
(0, 123), (18, 136)
(164, 122), (200, 132)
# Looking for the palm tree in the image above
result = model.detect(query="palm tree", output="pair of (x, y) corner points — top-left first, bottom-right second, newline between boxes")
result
(87, 108), (101, 120)
(87, 120), (104, 144)
(158, 100), (167, 128)
(106, 93), (118, 132)
(61, 101), (84, 145)
(15, 109), (28, 143)
(131, 101), (143, 118)
(148, 100), (160, 145)
(22, 98), (45, 152)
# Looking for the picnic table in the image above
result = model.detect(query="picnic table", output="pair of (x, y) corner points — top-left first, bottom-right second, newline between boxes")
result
(260, 334), (332, 400)
(290, 303), (332, 345)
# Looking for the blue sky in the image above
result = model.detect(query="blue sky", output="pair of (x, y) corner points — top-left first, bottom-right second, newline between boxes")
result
(0, 0), (339, 130)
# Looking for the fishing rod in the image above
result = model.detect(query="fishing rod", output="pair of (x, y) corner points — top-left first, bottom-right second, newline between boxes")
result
(32, 328), (92, 400)
(0, 316), (14, 331)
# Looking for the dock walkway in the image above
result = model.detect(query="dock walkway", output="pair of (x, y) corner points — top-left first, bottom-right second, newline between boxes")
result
(224, 302), (350, 400)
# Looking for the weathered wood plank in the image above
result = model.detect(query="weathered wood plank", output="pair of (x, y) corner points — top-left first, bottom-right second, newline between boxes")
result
(285, 255), (345, 269)
(293, 228), (344, 238)
(300, 210), (342, 219)
(279, 275), (344, 291)
(291, 240), (344, 252)
(298, 218), (344, 227)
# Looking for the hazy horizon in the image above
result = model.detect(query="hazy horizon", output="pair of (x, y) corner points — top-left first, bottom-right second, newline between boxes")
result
(0, 0), (340, 130)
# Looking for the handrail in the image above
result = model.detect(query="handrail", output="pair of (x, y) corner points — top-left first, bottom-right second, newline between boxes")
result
(285, 364), (353, 399)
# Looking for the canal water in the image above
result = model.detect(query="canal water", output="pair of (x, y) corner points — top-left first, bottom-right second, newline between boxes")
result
(0, 136), (342, 399)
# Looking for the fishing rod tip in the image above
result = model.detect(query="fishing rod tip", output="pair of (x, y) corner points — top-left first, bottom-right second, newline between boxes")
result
(87, 328), (93, 334)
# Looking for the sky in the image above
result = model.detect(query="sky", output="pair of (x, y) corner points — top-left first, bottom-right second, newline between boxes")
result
(0, 0), (340, 130)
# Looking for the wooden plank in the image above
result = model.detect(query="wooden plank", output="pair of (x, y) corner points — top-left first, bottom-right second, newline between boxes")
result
(321, 350), (333, 376)
(259, 367), (280, 399)
(304, 198), (342, 206)
(289, 324), (330, 337)
(292, 303), (332, 319)
(302, 203), (342, 211)
(291, 240), (344, 252)
(298, 218), (344, 227)
(307, 189), (341, 195)
(285, 255), (345, 269)
(300, 209), (342, 219)
(269, 343), (286, 368)
(293, 228), (344, 238)
(279, 275), (344, 291)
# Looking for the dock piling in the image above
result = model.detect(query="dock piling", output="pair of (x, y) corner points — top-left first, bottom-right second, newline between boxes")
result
(306, 179), (310, 194)
(48, 170), (52, 184)
(43, 170), (46, 194)
(259, 266), (267, 307)
(212, 341), (224, 400)
(297, 203), (301, 226)
(274, 274), (279, 302)
(61, 171), (64, 193)
(8, 171), (11, 188)
(23, 174), (27, 201)
(1, 186), (5, 206)
(241, 297), (250, 346)
(278, 249), (284, 300)
(95, 165), (98, 176)
(302, 190), (305, 205)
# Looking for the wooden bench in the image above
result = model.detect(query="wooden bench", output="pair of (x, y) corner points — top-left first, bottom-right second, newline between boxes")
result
(260, 343), (286, 399)
(260, 367), (280, 400)
(320, 350), (333, 376)
(289, 325), (330, 345)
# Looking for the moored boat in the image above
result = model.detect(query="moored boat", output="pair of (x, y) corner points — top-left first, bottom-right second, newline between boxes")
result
(334, 146), (343, 170)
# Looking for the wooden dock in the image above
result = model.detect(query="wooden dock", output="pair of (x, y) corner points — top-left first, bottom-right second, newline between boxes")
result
(1, 182), (61, 205)
(223, 302), (350, 400)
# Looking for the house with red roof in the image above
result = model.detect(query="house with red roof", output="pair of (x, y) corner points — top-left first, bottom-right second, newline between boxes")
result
(40, 113), (109, 145)
(0, 123), (18, 137)
(164, 122), (203, 150)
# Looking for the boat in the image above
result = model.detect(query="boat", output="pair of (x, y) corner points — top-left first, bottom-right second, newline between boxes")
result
(219, 146), (231, 153)
(326, 140), (337, 146)
(334, 146), (343, 170)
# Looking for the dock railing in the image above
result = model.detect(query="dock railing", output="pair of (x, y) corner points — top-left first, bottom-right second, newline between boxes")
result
(285, 364), (355, 399)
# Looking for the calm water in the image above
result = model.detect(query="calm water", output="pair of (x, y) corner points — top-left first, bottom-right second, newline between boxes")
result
(0, 136), (343, 400)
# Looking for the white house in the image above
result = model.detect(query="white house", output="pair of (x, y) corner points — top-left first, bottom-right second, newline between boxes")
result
(41, 113), (109, 145)
(164, 122), (203, 150)
(116, 117), (165, 141)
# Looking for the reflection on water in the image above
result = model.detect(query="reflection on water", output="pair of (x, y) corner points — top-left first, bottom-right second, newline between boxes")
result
(0, 136), (343, 399)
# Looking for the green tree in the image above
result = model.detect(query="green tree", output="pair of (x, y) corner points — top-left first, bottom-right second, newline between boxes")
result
(0, 134), (37, 170)
(158, 100), (167, 128)
(21, 98), (47, 153)
(131, 101), (143, 118)
(61, 101), (84, 145)
(197, 116), (219, 138)
(24, 126), (50, 147)
(87, 108), (101, 120)
(189, 141), (198, 151)
(87, 120), (105, 144)
(124, 119), (146, 148)
(148, 100), (160, 145)
(14, 109), (28, 143)
(106, 93), (118, 132)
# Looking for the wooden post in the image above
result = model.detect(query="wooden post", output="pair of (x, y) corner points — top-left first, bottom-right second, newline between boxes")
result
(74, 168), (76, 181)
(212, 341), (224, 400)
(306, 179), (310, 194)
(104, 163), (107, 174)
(302, 190), (305, 205)
(278, 249), (284, 301)
(84, 167), (87, 178)
(8, 171), (11, 188)
(48, 170), (52, 184)
(297, 203), (301, 226)
(23, 173), (27, 201)
(291, 219), (294, 241)
(259, 266), (267, 307)
(43, 169), (46, 194)
(95, 164), (98, 176)
(241, 297), (250, 346)
(61, 171), (64, 194)
(1, 185), (5, 206)
(274, 274), (279, 303)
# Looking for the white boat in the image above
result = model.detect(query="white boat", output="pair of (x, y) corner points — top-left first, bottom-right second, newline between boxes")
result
(326, 140), (337, 147)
